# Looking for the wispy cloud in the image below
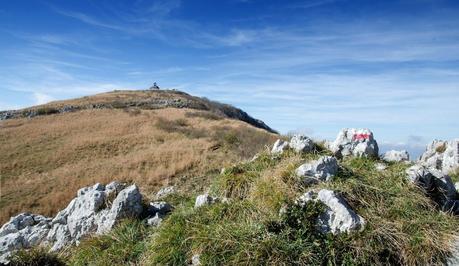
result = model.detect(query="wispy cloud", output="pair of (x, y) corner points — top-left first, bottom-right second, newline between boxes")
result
(2, 0), (458, 157)
(33, 92), (55, 105)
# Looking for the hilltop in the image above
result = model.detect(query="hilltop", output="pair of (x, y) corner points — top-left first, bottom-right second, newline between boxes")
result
(0, 89), (277, 224)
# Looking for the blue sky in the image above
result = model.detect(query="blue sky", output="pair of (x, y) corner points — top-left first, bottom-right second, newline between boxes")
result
(1, 0), (459, 157)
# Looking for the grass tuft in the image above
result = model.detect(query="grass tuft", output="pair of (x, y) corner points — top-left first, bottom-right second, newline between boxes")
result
(68, 220), (149, 266)
(8, 247), (65, 266)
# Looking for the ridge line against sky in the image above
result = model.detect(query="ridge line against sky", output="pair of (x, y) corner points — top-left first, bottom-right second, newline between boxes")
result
(1, 0), (459, 157)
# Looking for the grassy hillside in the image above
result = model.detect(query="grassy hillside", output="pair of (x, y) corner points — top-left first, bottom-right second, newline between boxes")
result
(0, 91), (277, 224)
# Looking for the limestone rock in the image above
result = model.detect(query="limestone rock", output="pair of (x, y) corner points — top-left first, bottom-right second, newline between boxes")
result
(330, 128), (379, 158)
(296, 156), (339, 184)
(296, 189), (365, 234)
(191, 254), (201, 265)
(97, 184), (143, 234)
(443, 139), (459, 174)
(195, 194), (219, 208)
(271, 139), (289, 154)
(375, 162), (387, 171)
(419, 139), (459, 174)
(155, 186), (175, 200)
(146, 214), (164, 227)
(289, 135), (314, 153)
(383, 150), (410, 162)
(406, 165), (458, 214)
(0, 182), (145, 263)
(146, 201), (172, 227)
(0, 213), (52, 263)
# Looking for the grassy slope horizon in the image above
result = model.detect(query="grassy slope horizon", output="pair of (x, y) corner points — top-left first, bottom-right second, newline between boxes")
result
(0, 89), (277, 224)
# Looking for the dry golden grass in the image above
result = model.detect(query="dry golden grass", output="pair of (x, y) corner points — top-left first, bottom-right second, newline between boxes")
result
(0, 107), (276, 224)
(24, 90), (193, 110)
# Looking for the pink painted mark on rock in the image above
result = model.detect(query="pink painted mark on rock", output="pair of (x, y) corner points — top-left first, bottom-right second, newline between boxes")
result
(353, 133), (370, 141)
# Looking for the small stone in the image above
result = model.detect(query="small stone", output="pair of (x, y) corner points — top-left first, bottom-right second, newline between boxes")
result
(375, 163), (387, 171)
(195, 194), (218, 208)
(296, 156), (339, 183)
(155, 186), (175, 200)
(383, 150), (410, 162)
(271, 139), (289, 154)
(289, 135), (314, 153)
(295, 189), (365, 234)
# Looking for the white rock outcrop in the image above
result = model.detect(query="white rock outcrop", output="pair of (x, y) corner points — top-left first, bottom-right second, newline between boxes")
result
(0, 182), (144, 263)
(289, 135), (315, 153)
(419, 139), (459, 174)
(383, 150), (410, 162)
(297, 189), (365, 234)
(296, 156), (339, 184)
(406, 165), (458, 214)
(271, 139), (289, 154)
(330, 128), (379, 158)
(0, 214), (52, 263)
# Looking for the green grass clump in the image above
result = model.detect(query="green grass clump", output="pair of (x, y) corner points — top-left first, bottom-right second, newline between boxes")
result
(8, 248), (65, 266)
(68, 220), (149, 266)
(318, 157), (459, 265)
(212, 151), (281, 199)
(145, 151), (459, 265)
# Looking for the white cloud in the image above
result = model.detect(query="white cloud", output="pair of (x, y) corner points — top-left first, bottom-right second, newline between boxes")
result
(33, 92), (55, 105)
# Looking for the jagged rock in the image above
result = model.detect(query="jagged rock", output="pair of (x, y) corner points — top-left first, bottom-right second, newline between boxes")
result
(146, 201), (172, 227)
(97, 184), (143, 234)
(443, 139), (459, 174)
(195, 194), (219, 208)
(0, 213), (52, 263)
(330, 128), (379, 158)
(289, 135), (314, 153)
(375, 162), (387, 171)
(419, 139), (459, 174)
(146, 214), (164, 227)
(47, 224), (71, 252)
(296, 189), (365, 234)
(406, 165), (458, 214)
(383, 150), (410, 162)
(271, 139), (289, 154)
(296, 156), (339, 184)
(0, 182), (144, 263)
(155, 186), (175, 200)
(149, 201), (172, 215)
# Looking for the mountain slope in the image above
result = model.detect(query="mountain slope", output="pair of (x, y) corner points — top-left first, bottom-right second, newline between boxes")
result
(0, 90), (277, 224)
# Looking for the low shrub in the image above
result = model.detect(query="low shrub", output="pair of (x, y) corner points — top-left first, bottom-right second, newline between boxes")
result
(35, 107), (59, 116)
